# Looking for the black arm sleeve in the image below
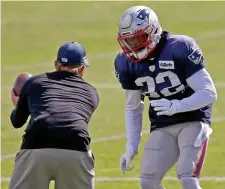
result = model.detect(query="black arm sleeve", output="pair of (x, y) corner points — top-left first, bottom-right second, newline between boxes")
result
(10, 79), (31, 128)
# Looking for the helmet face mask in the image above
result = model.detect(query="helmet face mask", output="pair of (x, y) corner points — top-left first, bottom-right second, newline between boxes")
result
(118, 26), (155, 62)
(117, 6), (162, 63)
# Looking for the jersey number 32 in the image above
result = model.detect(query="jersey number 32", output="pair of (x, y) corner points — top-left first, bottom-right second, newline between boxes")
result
(135, 71), (185, 98)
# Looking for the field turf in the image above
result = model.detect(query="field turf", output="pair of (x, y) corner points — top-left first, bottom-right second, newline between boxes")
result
(1, 1), (225, 189)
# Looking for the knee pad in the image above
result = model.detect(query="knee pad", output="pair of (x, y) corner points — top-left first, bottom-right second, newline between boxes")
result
(179, 177), (202, 189)
(140, 177), (165, 189)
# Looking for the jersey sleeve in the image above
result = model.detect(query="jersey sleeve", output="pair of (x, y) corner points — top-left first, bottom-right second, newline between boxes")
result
(176, 36), (206, 79)
(114, 52), (141, 90)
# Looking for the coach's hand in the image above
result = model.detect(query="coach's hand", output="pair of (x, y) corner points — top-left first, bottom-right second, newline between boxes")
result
(151, 98), (181, 116)
(11, 88), (19, 107)
(120, 147), (137, 174)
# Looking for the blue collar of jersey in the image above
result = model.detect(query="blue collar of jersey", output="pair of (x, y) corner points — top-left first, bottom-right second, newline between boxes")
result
(146, 31), (170, 61)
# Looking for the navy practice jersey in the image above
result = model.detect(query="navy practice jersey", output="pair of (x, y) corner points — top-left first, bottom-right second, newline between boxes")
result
(114, 31), (212, 131)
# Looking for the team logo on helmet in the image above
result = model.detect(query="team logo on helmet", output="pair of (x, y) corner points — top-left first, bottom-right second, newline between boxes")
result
(137, 9), (150, 23)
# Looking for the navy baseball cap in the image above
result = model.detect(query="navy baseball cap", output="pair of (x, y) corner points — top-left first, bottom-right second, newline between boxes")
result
(57, 41), (89, 67)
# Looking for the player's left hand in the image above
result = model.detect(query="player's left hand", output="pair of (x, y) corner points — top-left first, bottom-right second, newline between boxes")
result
(11, 88), (19, 107)
(151, 98), (181, 116)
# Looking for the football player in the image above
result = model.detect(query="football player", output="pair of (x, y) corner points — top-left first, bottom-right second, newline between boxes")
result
(114, 5), (217, 189)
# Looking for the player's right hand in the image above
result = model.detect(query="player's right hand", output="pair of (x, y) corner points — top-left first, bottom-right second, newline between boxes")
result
(120, 148), (138, 174)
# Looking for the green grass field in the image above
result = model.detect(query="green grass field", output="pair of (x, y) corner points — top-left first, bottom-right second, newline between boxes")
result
(1, 1), (225, 189)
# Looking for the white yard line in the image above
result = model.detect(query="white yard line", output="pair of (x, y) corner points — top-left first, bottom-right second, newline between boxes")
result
(1, 176), (225, 183)
(214, 82), (225, 87)
(2, 30), (225, 72)
(91, 82), (225, 89)
(2, 52), (118, 71)
(95, 176), (225, 182)
(1, 116), (225, 161)
(2, 82), (225, 90)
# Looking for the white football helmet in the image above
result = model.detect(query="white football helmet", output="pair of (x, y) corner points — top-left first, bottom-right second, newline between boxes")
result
(117, 6), (162, 62)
